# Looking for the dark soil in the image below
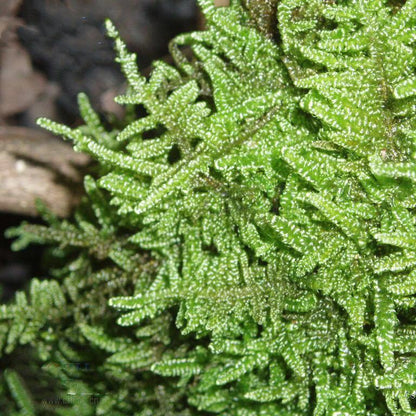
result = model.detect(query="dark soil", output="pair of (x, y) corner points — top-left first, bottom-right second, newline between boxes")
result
(18, 0), (198, 120)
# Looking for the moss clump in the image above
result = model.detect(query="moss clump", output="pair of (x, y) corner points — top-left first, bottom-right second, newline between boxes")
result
(2, 1), (416, 415)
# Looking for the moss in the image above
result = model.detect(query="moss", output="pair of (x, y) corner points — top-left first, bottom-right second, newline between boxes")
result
(2, 1), (416, 414)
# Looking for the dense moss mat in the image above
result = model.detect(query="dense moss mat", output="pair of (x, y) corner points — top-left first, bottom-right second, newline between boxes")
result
(2, 1), (416, 414)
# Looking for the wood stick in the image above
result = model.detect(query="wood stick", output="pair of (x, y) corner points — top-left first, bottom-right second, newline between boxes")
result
(0, 126), (90, 217)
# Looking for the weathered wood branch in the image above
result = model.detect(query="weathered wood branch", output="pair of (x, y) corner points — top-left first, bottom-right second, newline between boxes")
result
(0, 126), (90, 217)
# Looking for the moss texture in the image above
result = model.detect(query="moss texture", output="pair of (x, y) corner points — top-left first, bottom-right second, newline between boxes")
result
(2, 1), (416, 414)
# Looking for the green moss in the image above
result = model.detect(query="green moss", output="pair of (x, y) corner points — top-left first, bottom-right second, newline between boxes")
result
(2, 1), (416, 414)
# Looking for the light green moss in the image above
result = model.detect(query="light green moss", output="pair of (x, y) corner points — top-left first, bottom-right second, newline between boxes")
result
(2, 1), (416, 414)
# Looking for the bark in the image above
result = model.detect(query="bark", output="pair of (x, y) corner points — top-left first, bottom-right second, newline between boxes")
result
(0, 126), (90, 217)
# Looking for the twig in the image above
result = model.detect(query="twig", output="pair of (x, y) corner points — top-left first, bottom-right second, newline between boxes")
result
(0, 126), (90, 217)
